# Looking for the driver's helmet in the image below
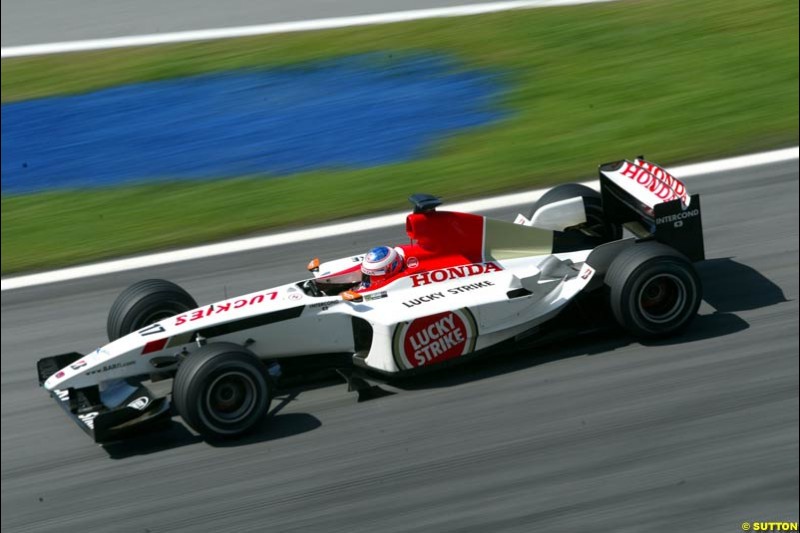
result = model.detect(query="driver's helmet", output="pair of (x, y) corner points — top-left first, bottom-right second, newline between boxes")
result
(360, 246), (404, 288)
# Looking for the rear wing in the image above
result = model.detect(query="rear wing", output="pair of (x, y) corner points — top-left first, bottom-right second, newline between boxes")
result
(599, 158), (705, 261)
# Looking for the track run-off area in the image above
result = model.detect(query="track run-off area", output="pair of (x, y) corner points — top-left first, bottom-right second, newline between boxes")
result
(1, 0), (614, 55)
(1, 159), (798, 532)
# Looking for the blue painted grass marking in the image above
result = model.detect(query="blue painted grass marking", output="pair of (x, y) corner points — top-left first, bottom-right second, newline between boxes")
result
(1, 54), (506, 194)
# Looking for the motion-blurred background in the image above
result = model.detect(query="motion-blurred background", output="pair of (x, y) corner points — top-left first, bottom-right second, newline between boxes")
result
(1, 0), (797, 273)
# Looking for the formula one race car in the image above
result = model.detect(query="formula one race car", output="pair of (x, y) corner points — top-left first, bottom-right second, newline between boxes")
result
(37, 157), (705, 443)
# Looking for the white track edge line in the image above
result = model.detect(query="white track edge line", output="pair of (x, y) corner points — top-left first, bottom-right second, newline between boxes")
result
(1, 0), (613, 58)
(2, 147), (797, 291)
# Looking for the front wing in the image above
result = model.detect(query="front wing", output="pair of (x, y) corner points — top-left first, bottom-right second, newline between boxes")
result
(37, 352), (171, 443)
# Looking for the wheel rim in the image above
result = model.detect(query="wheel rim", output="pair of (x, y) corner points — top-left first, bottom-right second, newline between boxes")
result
(637, 274), (687, 324)
(204, 371), (258, 425)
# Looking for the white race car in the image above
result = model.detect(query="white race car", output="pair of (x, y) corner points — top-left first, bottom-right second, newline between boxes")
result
(37, 157), (705, 442)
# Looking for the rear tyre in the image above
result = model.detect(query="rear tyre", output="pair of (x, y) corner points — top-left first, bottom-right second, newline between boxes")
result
(605, 242), (702, 338)
(173, 343), (271, 440)
(107, 279), (198, 341)
(529, 183), (620, 252)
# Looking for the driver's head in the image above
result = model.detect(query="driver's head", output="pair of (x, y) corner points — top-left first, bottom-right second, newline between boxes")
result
(361, 246), (404, 288)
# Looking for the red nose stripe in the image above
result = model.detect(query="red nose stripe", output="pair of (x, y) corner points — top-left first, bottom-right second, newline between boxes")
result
(142, 338), (169, 354)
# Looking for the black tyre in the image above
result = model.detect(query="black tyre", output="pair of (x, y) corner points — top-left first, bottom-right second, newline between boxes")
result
(173, 343), (271, 440)
(605, 242), (702, 338)
(107, 279), (197, 341)
(528, 183), (620, 252)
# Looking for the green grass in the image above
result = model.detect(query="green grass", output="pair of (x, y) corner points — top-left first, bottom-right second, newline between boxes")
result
(2, 0), (797, 273)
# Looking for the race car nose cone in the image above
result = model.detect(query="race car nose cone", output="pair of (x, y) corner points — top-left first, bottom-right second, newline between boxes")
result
(44, 372), (63, 391)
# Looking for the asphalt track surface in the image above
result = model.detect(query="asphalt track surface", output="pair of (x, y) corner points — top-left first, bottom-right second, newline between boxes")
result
(0, 0), (496, 47)
(1, 160), (798, 532)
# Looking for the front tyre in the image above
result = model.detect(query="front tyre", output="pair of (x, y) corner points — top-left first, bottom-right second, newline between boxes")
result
(107, 279), (197, 341)
(605, 242), (702, 339)
(173, 343), (272, 440)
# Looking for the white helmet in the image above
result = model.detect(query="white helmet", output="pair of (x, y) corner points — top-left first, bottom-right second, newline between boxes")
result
(361, 246), (403, 279)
